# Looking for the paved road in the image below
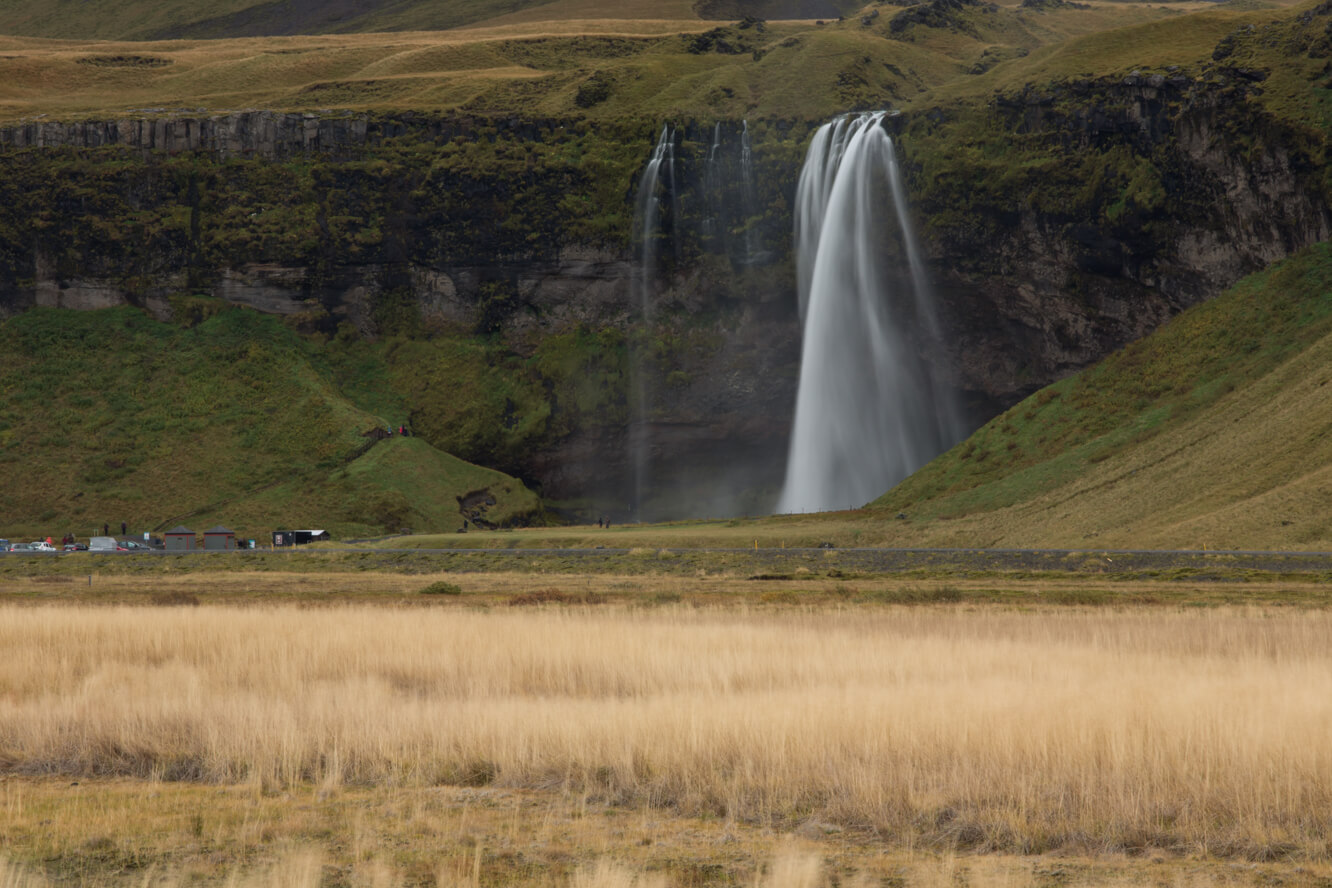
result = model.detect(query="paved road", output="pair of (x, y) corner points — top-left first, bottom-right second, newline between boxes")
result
(19, 545), (1329, 575)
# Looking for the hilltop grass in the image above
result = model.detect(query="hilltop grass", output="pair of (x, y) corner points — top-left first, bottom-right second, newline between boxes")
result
(0, 1), (1190, 123)
(0, 0), (609, 41)
(868, 241), (1332, 549)
(913, 0), (1332, 137)
(0, 305), (538, 541)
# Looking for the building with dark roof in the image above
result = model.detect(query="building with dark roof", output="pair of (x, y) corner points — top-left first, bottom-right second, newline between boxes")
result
(203, 525), (237, 551)
(164, 526), (197, 551)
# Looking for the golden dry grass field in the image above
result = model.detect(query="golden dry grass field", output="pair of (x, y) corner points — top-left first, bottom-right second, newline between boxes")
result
(3, 575), (1332, 886)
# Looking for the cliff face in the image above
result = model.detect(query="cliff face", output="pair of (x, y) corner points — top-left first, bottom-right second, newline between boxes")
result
(905, 70), (1330, 408)
(0, 112), (371, 156)
(0, 80), (1325, 514)
(0, 114), (806, 517)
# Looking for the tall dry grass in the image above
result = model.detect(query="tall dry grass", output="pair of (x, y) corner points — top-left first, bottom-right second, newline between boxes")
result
(1, 605), (1330, 857)
(0, 850), (868, 888)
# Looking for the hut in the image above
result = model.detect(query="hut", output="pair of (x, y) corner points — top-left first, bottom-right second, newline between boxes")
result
(272, 529), (331, 547)
(164, 525), (197, 551)
(203, 525), (237, 551)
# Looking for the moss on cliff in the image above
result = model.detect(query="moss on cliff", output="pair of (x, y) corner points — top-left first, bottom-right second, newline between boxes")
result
(0, 115), (812, 289)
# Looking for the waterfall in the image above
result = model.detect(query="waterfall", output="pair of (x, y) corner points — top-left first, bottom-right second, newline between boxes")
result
(739, 120), (759, 263)
(703, 123), (723, 246)
(791, 114), (860, 321)
(630, 125), (676, 519)
(778, 112), (963, 514)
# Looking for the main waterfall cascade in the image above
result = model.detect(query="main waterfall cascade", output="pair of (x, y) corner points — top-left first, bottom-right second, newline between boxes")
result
(778, 112), (965, 514)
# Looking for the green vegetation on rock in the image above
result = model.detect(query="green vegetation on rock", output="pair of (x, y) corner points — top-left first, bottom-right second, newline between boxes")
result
(0, 305), (540, 540)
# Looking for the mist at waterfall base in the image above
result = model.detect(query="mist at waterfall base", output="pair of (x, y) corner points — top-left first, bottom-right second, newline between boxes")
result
(778, 113), (965, 515)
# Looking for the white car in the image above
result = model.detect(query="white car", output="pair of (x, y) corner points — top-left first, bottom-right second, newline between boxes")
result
(29, 541), (58, 552)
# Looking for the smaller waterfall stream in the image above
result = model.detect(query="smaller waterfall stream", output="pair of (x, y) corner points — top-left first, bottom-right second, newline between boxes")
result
(630, 125), (677, 519)
(739, 120), (759, 263)
(703, 123), (724, 246)
(779, 112), (964, 514)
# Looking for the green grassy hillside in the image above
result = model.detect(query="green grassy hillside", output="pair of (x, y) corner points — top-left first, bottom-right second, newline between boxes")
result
(0, 0), (1186, 123)
(0, 0), (575, 41)
(869, 241), (1332, 551)
(0, 0), (880, 40)
(912, 0), (1332, 131)
(0, 305), (539, 541)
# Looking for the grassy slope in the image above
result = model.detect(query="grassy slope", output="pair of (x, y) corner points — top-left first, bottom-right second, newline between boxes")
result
(0, 2), (1186, 123)
(221, 436), (541, 536)
(913, 0), (1332, 130)
(0, 0), (884, 39)
(866, 242), (1332, 551)
(0, 306), (538, 541)
(0, 0), (569, 41)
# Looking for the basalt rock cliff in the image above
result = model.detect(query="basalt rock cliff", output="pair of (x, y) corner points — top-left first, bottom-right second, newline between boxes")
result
(908, 68), (1329, 406)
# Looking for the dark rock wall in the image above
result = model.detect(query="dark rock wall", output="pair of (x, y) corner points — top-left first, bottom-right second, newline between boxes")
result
(904, 72), (1330, 411)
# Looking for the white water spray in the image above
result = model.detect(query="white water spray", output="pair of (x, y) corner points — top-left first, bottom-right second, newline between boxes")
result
(778, 112), (964, 514)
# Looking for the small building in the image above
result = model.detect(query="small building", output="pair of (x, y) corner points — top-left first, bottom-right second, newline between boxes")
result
(203, 525), (237, 551)
(272, 529), (331, 547)
(164, 525), (197, 551)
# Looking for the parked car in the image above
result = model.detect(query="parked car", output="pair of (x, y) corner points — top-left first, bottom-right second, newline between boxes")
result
(30, 541), (58, 552)
(63, 542), (88, 552)
(0, 539), (9, 551)
(119, 540), (153, 552)
(89, 536), (119, 552)
(7, 542), (32, 552)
